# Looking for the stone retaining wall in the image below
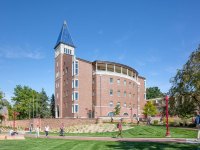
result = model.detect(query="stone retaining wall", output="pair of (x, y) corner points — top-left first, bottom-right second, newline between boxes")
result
(3, 118), (96, 130)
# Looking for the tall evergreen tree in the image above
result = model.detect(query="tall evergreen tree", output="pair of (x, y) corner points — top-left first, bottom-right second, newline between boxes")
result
(38, 89), (50, 118)
(50, 94), (55, 118)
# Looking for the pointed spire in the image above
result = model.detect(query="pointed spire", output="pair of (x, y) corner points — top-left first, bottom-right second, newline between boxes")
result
(55, 21), (75, 48)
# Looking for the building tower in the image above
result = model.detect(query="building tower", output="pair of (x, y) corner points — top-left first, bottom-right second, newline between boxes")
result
(54, 21), (76, 118)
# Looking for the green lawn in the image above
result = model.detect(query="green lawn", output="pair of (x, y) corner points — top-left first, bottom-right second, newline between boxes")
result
(0, 138), (200, 150)
(38, 125), (197, 138)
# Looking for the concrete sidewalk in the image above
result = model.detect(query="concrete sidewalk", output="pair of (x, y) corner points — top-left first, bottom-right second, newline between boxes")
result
(25, 134), (200, 144)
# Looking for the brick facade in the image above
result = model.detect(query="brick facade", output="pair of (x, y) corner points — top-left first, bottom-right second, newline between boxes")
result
(54, 22), (146, 119)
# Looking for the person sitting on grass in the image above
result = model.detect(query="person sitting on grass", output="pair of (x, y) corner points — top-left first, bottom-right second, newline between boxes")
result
(116, 119), (123, 138)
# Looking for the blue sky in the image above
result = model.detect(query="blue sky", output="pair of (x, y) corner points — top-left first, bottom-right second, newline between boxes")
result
(0, 0), (200, 101)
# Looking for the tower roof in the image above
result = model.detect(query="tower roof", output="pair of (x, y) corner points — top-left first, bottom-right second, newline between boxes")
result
(54, 21), (75, 48)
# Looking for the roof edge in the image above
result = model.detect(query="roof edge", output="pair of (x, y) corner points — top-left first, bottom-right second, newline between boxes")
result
(92, 60), (139, 75)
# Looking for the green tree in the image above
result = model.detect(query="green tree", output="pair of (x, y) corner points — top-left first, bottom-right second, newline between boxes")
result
(50, 94), (55, 118)
(12, 85), (38, 119)
(169, 45), (200, 119)
(146, 87), (164, 99)
(0, 91), (4, 109)
(38, 89), (50, 118)
(143, 101), (157, 117)
(114, 105), (121, 116)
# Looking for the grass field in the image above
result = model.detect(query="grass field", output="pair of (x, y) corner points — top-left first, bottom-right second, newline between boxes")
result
(38, 125), (197, 138)
(0, 138), (200, 150)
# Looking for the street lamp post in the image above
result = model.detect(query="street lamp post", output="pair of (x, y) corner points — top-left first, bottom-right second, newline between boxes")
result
(165, 95), (171, 137)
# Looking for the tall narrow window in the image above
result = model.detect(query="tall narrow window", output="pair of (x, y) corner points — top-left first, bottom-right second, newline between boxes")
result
(117, 79), (120, 84)
(110, 78), (113, 83)
(124, 91), (126, 97)
(72, 61), (74, 76)
(75, 79), (79, 88)
(124, 80), (126, 86)
(109, 101), (113, 107)
(74, 92), (79, 100)
(75, 61), (79, 75)
(117, 90), (120, 97)
(117, 102), (120, 106)
(74, 104), (79, 113)
(110, 89), (113, 96)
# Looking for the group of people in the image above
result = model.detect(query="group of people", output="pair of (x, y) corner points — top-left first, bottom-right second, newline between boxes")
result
(33, 123), (64, 138)
(26, 114), (200, 140)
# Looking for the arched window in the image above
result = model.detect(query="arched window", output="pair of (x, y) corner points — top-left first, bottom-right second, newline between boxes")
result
(109, 101), (113, 107)
(108, 112), (114, 117)
(123, 113), (128, 116)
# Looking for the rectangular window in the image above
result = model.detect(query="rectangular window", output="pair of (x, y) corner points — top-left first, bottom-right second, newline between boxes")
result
(74, 104), (79, 113)
(109, 101), (113, 107)
(75, 61), (79, 75)
(124, 80), (126, 86)
(75, 80), (79, 88)
(117, 79), (120, 84)
(110, 89), (113, 96)
(117, 90), (120, 97)
(124, 91), (126, 97)
(72, 79), (79, 88)
(117, 102), (120, 106)
(124, 102), (126, 107)
(110, 78), (113, 83)
(73, 92), (78, 100)
(72, 61), (74, 76)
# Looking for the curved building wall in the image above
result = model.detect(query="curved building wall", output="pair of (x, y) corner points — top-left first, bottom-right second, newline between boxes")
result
(92, 61), (146, 118)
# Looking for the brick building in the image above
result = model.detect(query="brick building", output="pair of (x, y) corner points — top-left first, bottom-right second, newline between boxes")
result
(55, 21), (146, 118)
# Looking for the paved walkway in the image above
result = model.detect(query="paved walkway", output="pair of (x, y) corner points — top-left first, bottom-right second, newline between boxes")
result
(25, 134), (200, 144)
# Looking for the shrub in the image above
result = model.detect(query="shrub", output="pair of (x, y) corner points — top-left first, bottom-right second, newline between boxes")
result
(153, 120), (158, 125)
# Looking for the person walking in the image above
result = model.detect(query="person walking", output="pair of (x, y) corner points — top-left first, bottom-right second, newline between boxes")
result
(45, 125), (49, 137)
(137, 116), (140, 125)
(60, 123), (64, 136)
(116, 119), (123, 138)
(35, 125), (40, 138)
(195, 113), (200, 140)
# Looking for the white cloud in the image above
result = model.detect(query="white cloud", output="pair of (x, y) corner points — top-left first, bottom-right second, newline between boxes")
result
(0, 45), (45, 59)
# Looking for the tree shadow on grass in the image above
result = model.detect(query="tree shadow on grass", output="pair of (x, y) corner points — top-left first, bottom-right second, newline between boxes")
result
(106, 141), (200, 150)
